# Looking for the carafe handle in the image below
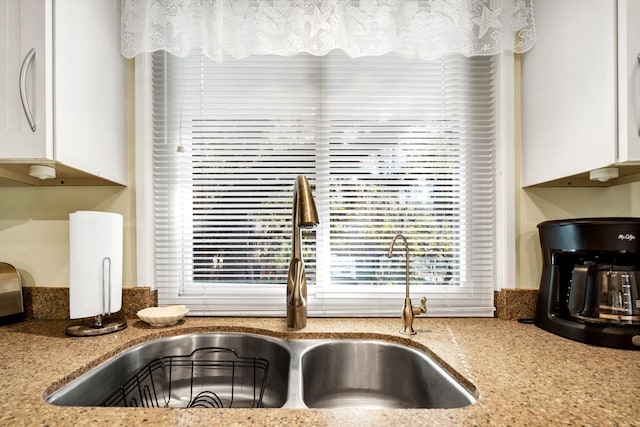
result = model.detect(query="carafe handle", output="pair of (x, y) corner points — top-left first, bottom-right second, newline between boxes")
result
(569, 264), (596, 317)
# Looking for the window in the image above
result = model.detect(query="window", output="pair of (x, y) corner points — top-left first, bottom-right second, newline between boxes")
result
(136, 49), (513, 317)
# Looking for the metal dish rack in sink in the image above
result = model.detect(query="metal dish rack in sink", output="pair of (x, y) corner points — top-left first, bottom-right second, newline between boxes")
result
(102, 347), (269, 408)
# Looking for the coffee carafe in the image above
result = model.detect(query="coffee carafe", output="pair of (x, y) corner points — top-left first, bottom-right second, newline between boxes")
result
(535, 218), (640, 350)
(568, 263), (640, 324)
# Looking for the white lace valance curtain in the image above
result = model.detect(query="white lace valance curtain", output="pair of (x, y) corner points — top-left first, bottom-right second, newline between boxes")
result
(121, 0), (536, 60)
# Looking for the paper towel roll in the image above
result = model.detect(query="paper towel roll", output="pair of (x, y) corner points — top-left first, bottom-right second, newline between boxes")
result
(69, 211), (123, 319)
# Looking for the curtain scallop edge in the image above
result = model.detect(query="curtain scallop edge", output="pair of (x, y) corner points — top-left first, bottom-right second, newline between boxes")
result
(120, 0), (536, 60)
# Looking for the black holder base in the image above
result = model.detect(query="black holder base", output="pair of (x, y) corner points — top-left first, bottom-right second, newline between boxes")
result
(534, 313), (640, 350)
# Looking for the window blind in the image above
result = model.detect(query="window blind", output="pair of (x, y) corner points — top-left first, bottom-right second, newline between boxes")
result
(152, 50), (497, 316)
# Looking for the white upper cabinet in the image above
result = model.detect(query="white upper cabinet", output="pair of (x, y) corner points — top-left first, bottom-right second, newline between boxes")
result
(521, 0), (640, 187)
(617, 0), (640, 164)
(0, 0), (127, 186)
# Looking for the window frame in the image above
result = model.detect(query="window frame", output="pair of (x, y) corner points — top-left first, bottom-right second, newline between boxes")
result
(133, 51), (516, 316)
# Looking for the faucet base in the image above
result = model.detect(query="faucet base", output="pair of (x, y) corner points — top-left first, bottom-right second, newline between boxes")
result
(287, 305), (307, 330)
(399, 297), (419, 335)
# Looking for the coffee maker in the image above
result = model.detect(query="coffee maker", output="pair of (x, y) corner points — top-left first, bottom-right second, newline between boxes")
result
(535, 218), (640, 350)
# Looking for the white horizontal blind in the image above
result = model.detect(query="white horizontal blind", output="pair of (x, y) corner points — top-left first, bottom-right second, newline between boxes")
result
(152, 50), (497, 316)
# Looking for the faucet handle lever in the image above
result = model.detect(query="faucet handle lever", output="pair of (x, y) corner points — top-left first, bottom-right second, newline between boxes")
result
(412, 296), (427, 315)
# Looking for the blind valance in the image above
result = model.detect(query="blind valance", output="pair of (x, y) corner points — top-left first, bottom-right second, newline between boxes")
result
(121, 0), (536, 60)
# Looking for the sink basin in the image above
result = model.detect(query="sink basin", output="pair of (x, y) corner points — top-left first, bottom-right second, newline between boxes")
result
(45, 333), (476, 409)
(300, 340), (475, 409)
(46, 333), (291, 408)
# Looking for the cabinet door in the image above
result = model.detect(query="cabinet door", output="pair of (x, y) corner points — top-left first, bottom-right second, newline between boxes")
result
(617, 0), (640, 162)
(0, 0), (52, 160)
(521, 0), (617, 186)
(53, 0), (127, 185)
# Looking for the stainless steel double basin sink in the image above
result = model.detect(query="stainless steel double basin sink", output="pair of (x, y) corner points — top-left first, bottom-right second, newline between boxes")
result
(46, 333), (477, 409)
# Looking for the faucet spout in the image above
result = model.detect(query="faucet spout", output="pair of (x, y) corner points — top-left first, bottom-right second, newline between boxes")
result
(287, 175), (318, 330)
(387, 234), (427, 335)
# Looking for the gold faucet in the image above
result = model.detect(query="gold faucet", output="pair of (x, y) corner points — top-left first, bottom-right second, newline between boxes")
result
(387, 234), (427, 335)
(286, 175), (319, 330)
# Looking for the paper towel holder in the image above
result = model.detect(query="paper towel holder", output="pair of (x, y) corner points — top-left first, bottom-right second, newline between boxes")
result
(66, 257), (127, 337)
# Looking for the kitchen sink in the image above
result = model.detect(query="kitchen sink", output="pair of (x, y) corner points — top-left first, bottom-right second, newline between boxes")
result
(45, 333), (476, 409)
(46, 333), (291, 408)
(300, 340), (475, 409)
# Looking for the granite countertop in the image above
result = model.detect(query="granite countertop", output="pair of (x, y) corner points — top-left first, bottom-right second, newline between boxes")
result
(1, 317), (638, 426)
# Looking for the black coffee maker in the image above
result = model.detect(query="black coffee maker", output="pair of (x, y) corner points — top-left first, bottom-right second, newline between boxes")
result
(535, 218), (640, 350)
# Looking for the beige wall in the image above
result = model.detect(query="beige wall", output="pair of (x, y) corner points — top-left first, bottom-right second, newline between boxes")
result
(0, 186), (136, 287)
(516, 184), (638, 289)
(0, 59), (637, 290)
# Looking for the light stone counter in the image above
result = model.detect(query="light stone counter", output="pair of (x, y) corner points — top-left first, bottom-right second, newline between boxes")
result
(0, 317), (638, 426)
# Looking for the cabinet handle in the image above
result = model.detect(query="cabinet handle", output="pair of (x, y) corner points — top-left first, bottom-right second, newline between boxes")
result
(19, 48), (37, 132)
